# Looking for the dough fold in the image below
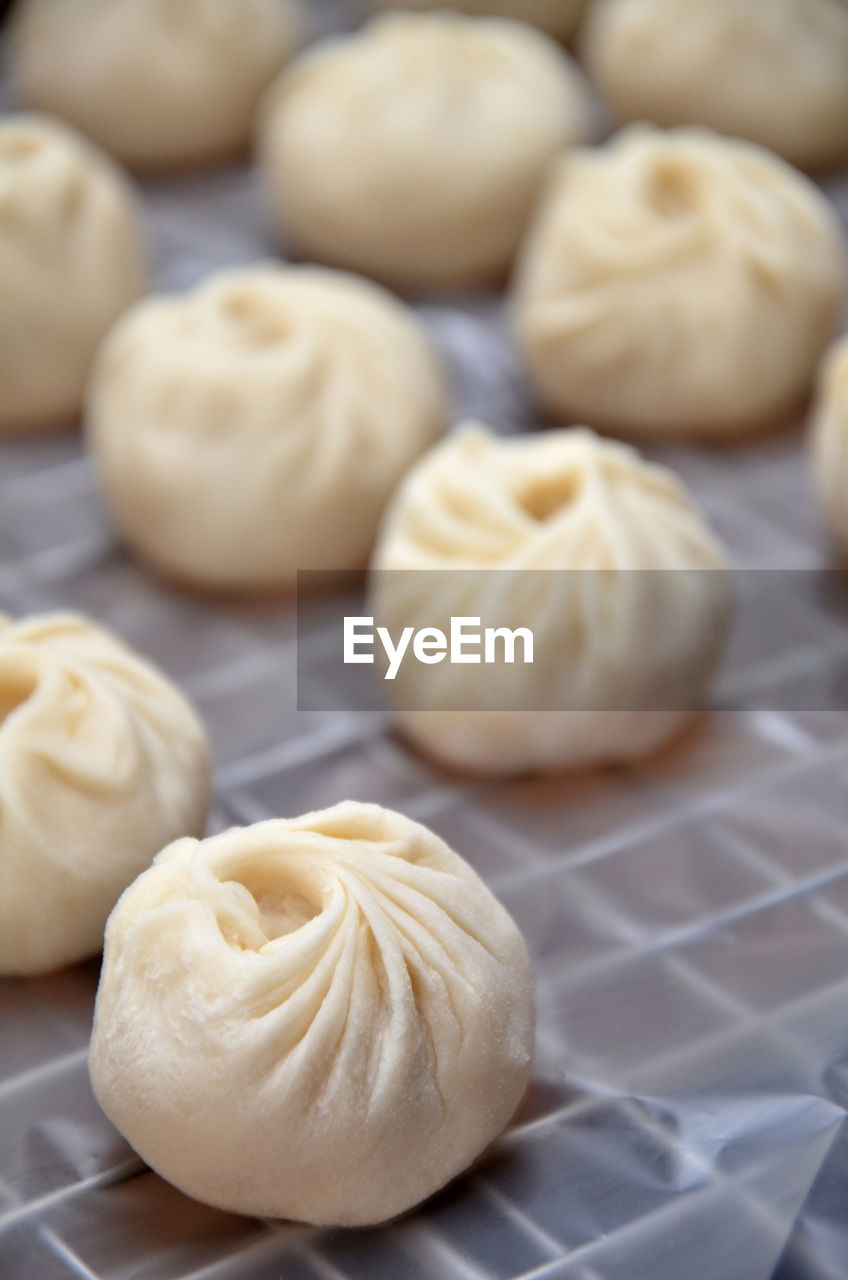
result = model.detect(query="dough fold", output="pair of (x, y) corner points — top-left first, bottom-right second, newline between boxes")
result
(0, 114), (146, 433)
(514, 127), (847, 440)
(12, 0), (305, 171)
(371, 424), (733, 774)
(87, 264), (446, 591)
(583, 0), (848, 171)
(260, 11), (592, 292)
(0, 614), (210, 975)
(90, 802), (535, 1226)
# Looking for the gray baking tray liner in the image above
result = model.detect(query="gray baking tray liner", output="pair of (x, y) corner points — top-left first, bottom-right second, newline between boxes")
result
(2, 3), (848, 1275)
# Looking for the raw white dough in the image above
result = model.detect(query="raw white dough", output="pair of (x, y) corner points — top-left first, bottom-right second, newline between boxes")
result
(371, 424), (733, 775)
(811, 335), (848, 555)
(369, 0), (588, 42)
(514, 126), (847, 440)
(583, 0), (848, 171)
(89, 802), (535, 1226)
(259, 11), (593, 292)
(0, 115), (146, 433)
(0, 614), (210, 976)
(87, 264), (447, 593)
(12, 0), (304, 171)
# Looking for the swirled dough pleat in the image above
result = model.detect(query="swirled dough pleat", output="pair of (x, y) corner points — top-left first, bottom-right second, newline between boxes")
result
(514, 126), (846, 440)
(583, 0), (848, 171)
(0, 613), (210, 976)
(259, 11), (593, 292)
(0, 115), (146, 433)
(12, 0), (305, 171)
(87, 264), (447, 592)
(90, 802), (534, 1225)
(371, 423), (733, 774)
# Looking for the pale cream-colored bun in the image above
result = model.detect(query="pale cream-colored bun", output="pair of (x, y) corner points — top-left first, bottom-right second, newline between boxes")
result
(259, 11), (593, 293)
(0, 614), (210, 977)
(371, 424), (732, 776)
(811, 335), (848, 556)
(583, 0), (848, 172)
(369, 0), (588, 42)
(11, 0), (304, 172)
(0, 115), (146, 434)
(514, 126), (847, 441)
(87, 264), (447, 593)
(90, 802), (534, 1226)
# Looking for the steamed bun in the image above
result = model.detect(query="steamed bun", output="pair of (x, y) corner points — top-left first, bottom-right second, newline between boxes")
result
(90, 802), (534, 1226)
(371, 424), (732, 775)
(87, 264), (447, 593)
(370, 0), (588, 42)
(583, 0), (848, 172)
(811, 335), (848, 556)
(514, 126), (847, 440)
(0, 614), (210, 976)
(12, 0), (304, 172)
(259, 11), (592, 292)
(0, 115), (146, 434)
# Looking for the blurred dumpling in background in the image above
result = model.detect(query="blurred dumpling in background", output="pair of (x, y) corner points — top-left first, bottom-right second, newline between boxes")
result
(0, 114), (146, 434)
(582, 0), (848, 172)
(11, 0), (305, 172)
(514, 126), (847, 441)
(0, 613), (210, 977)
(87, 264), (447, 593)
(369, 0), (588, 42)
(371, 424), (733, 776)
(811, 336), (848, 557)
(259, 11), (594, 293)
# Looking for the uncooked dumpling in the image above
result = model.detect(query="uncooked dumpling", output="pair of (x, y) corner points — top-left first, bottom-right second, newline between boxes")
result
(583, 0), (848, 171)
(12, 0), (304, 172)
(0, 114), (146, 433)
(514, 126), (846, 440)
(259, 11), (593, 292)
(370, 424), (733, 775)
(811, 335), (848, 556)
(87, 264), (447, 593)
(89, 802), (534, 1225)
(0, 613), (210, 976)
(370, 0), (588, 42)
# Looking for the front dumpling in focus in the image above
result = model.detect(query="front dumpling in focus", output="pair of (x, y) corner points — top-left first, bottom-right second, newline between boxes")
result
(811, 336), (848, 556)
(582, 0), (848, 172)
(87, 265), (447, 593)
(12, 0), (304, 172)
(259, 11), (593, 292)
(0, 614), (210, 976)
(0, 115), (146, 433)
(369, 0), (588, 42)
(90, 802), (535, 1226)
(514, 127), (847, 440)
(371, 424), (733, 776)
